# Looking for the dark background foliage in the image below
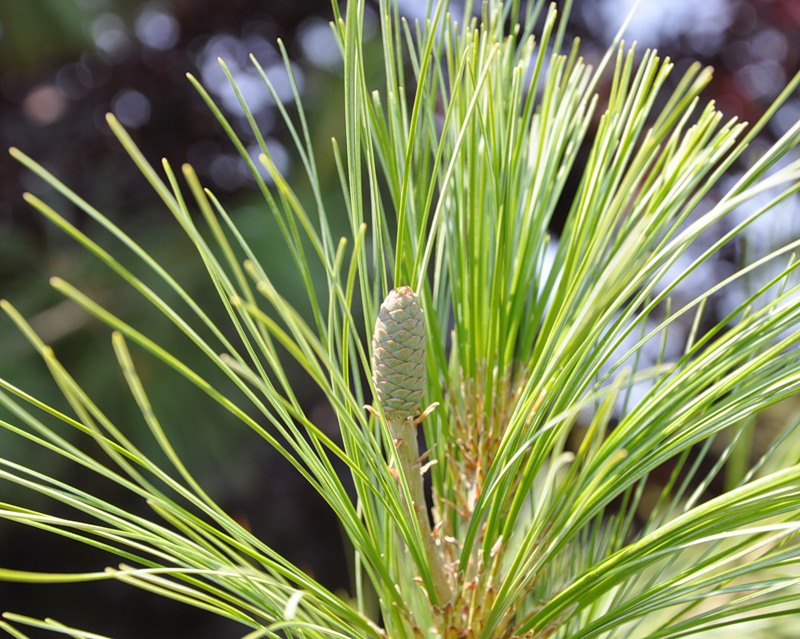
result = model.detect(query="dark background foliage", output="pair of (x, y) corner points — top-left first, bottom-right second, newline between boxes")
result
(0, 1), (797, 636)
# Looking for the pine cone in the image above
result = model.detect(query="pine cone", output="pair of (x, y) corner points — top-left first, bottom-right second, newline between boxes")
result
(372, 286), (426, 420)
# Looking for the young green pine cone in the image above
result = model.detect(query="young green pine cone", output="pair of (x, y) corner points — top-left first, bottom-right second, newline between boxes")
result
(372, 286), (426, 420)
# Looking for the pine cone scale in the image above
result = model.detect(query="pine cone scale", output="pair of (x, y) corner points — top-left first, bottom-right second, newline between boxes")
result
(372, 286), (427, 420)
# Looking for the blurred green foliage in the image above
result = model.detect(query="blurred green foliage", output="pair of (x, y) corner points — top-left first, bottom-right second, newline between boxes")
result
(0, 0), (97, 69)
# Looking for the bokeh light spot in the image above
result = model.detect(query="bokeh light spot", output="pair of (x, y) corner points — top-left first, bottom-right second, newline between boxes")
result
(22, 84), (68, 126)
(92, 13), (132, 60)
(135, 4), (181, 51)
(112, 89), (152, 128)
(298, 18), (342, 70)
